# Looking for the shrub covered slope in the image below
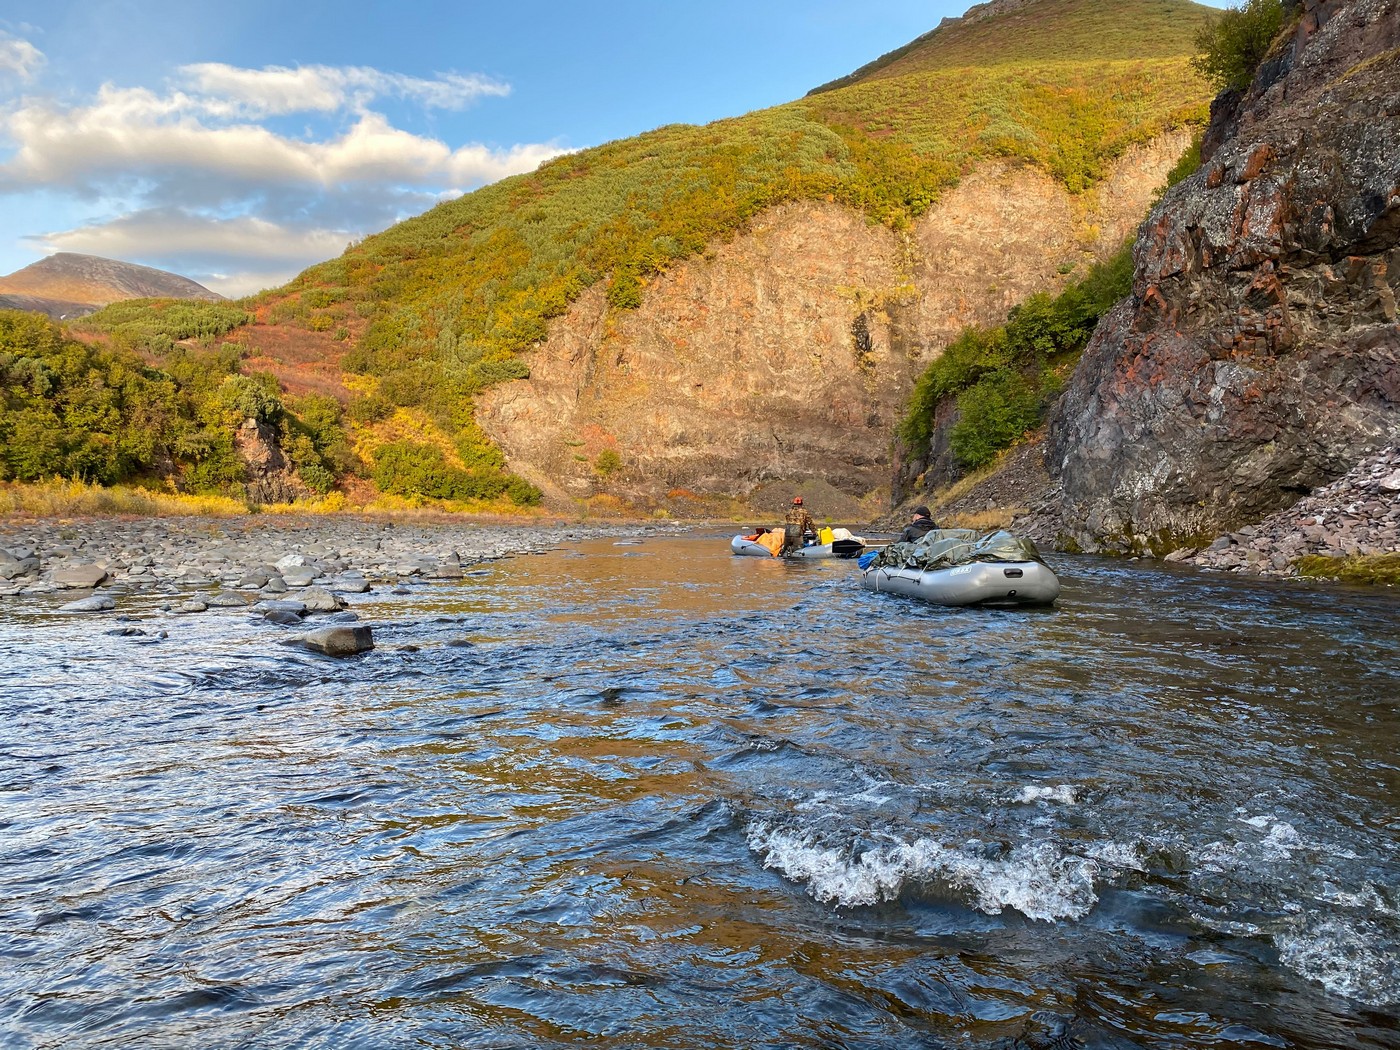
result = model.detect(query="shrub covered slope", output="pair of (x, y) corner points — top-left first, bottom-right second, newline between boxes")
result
(63, 0), (1217, 508)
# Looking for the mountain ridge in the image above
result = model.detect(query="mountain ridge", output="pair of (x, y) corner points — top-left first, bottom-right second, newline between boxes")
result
(0, 253), (222, 321)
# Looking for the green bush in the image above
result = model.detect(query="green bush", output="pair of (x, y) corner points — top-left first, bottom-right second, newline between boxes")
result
(1191, 0), (1287, 91)
(76, 299), (252, 352)
(370, 440), (538, 505)
(950, 370), (1044, 469)
(899, 240), (1135, 463)
(214, 373), (282, 426)
(595, 448), (623, 477)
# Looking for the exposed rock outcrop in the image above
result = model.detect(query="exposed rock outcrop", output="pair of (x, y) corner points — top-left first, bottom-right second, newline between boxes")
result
(479, 135), (1192, 511)
(233, 419), (313, 505)
(1048, 0), (1400, 553)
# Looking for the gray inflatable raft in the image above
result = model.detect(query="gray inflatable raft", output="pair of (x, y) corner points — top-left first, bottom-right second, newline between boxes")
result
(859, 560), (1060, 607)
(731, 533), (865, 559)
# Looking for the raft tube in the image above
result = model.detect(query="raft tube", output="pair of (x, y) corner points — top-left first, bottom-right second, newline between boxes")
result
(859, 560), (1060, 607)
(730, 534), (865, 559)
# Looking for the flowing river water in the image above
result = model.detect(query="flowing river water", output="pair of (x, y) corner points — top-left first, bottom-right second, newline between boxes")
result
(2, 534), (1397, 1049)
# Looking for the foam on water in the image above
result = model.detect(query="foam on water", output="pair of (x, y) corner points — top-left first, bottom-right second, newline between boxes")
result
(1013, 784), (1078, 805)
(1277, 916), (1400, 1007)
(746, 822), (1101, 921)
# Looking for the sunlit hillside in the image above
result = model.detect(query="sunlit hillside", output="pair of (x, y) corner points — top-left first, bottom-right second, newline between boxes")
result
(810, 0), (1213, 92)
(72, 0), (1217, 507)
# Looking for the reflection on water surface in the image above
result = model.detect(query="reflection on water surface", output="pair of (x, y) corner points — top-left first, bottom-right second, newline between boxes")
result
(2, 535), (1398, 1048)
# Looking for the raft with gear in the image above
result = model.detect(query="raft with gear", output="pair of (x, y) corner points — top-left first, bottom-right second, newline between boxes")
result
(858, 528), (1060, 607)
(731, 526), (867, 559)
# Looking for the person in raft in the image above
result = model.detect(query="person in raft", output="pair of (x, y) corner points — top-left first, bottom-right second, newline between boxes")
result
(782, 496), (818, 553)
(898, 505), (938, 544)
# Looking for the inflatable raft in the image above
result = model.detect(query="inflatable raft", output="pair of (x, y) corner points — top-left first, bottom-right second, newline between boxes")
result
(731, 528), (865, 559)
(859, 559), (1059, 606)
(858, 528), (1060, 607)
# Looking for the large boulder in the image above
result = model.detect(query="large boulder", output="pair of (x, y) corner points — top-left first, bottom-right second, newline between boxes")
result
(299, 625), (374, 656)
(50, 563), (109, 589)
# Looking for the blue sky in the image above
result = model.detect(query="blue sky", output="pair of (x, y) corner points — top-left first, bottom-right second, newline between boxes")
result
(0, 0), (1228, 297)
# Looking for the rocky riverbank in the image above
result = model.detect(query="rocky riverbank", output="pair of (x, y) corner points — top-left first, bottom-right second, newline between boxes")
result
(0, 514), (686, 608)
(1179, 445), (1400, 577)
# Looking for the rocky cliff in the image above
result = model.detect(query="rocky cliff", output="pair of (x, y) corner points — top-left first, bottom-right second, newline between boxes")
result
(479, 135), (1191, 513)
(1047, 0), (1400, 553)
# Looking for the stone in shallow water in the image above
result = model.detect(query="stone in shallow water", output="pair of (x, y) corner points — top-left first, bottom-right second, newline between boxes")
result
(256, 599), (308, 615)
(60, 595), (115, 612)
(281, 567), (322, 588)
(174, 600), (208, 614)
(299, 587), (345, 613)
(51, 564), (109, 589)
(299, 625), (374, 656)
(264, 609), (304, 626)
(206, 591), (251, 608)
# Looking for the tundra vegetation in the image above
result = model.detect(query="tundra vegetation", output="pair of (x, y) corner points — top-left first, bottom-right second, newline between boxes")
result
(11, 0), (1216, 509)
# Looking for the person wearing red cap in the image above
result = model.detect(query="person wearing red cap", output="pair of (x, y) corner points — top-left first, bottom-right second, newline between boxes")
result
(782, 496), (817, 554)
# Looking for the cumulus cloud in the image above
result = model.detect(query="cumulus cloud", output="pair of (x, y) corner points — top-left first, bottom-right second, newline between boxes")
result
(31, 209), (359, 297)
(36, 209), (350, 262)
(1, 88), (565, 196)
(0, 56), (573, 290)
(0, 32), (44, 82)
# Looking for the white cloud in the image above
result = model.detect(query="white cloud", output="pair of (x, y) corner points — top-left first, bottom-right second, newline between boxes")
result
(36, 210), (350, 263)
(32, 210), (358, 297)
(0, 57), (572, 290)
(1, 89), (566, 195)
(178, 63), (510, 117)
(0, 33), (44, 82)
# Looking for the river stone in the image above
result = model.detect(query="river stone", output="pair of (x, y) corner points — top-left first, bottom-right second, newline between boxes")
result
(256, 599), (308, 615)
(299, 625), (374, 656)
(281, 566), (322, 588)
(328, 575), (370, 593)
(51, 564), (109, 589)
(275, 554), (308, 571)
(60, 595), (115, 612)
(0, 554), (39, 580)
(264, 609), (304, 626)
(300, 587), (345, 612)
(206, 591), (251, 608)
(174, 599), (209, 614)
(263, 576), (289, 593)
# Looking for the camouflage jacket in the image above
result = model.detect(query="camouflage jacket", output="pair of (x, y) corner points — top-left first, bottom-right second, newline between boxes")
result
(783, 505), (816, 547)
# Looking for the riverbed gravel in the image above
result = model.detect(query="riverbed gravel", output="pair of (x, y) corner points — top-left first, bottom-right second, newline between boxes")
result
(0, 514), (688, 605)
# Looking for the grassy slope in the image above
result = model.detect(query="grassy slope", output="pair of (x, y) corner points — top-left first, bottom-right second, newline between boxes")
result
(79, 0), (1217, 503)
(810, 0), (1213, 91)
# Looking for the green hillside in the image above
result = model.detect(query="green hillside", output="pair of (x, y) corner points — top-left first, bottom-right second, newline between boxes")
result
(72, 0), (1217, 507)
(810, 0), (1215, 93)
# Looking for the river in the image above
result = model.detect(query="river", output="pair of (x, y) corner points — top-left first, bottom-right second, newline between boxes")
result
(2, 534), (1397, 1048)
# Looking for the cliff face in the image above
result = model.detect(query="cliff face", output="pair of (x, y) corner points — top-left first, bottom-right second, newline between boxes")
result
(478, 134), (1191, 510)
(1048, 0), (1400, 551)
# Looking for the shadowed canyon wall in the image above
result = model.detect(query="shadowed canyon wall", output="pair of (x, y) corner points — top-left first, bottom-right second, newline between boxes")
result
(1047, 0), (1400, 551)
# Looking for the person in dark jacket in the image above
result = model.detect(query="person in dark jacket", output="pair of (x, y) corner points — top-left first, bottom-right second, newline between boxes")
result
(898, 505), (938, 544)
(782, 496), (817, 553)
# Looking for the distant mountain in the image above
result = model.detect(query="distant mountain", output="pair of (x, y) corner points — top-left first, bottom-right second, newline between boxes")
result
(0, 291), (99, 322)
(0, 253), (222, 320)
